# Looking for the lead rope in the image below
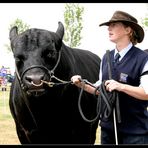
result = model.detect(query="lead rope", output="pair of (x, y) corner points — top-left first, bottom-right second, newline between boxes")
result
(77, 79), (118, 122)
(41, 75), (72, 87)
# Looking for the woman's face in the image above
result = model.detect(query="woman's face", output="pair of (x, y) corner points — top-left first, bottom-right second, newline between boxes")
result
(107, 22), (131, 43)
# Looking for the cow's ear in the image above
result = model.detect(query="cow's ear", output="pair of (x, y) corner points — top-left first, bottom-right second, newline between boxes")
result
(56, 22), (64, 40)
(9, 26), (18, 42)
(9, 26), (18, 51)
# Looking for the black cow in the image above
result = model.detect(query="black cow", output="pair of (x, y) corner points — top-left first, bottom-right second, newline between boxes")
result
(9, 22), (101, 144)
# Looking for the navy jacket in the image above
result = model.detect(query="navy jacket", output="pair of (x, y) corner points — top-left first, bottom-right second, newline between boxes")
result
(100, 46), (148, 134)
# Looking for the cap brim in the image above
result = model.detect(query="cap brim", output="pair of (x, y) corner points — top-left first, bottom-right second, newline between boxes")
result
(99, 21), (111, 26)
(99, 19), (131, 26)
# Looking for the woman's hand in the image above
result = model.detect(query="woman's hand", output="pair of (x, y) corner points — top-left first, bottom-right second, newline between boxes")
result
(71, 75), (82, 87)
(105, 79), (124, 92)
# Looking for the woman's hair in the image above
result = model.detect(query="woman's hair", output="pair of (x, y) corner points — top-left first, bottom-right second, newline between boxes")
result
(122, 22), (138, 45)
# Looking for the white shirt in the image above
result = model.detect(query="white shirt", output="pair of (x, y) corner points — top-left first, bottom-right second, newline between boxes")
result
(94, 43), (148, 94)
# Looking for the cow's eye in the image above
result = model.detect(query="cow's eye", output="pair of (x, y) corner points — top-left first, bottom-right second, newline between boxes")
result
(47, 50), (56, 58)
(15, 57), (20, 62)
(42, 48), (55, 59)
(15, 55), (24, 65)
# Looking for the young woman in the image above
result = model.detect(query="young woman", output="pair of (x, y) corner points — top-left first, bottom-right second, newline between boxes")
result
(71, 11), (148, 144)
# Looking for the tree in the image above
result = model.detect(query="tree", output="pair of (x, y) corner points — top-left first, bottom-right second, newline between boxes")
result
(141, 16), (148, 31)
(63, 3), (84, 48)
(141, 4), (148, 31)
(5, 18), (30, 52)
(9, 18), (30, 34)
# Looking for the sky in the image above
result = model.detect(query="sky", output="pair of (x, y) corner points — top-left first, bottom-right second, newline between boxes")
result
(0, 3), (148, 74)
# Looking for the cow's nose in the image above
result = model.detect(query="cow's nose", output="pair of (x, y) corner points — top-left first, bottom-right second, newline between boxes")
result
(25, 74), (44, 86)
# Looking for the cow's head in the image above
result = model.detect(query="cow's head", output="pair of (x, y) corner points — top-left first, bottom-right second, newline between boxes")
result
(9, 22), (64, 96)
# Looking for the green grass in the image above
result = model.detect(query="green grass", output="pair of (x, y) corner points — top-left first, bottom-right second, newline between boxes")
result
(0, 84), (20, 145)
(0, 86), (11, 119)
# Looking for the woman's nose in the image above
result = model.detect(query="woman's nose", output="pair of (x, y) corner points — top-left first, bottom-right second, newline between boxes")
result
(108, 26), (111, 31)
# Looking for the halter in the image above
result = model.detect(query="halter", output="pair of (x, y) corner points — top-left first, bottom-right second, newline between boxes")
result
(15, 50), (71, 90)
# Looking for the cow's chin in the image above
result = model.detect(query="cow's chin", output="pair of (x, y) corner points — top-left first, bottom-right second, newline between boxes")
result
(26, 89), (46, 97)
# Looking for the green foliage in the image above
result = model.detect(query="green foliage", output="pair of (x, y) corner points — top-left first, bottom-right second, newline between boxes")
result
(141, 4), (148, 31)
(63, 3), (84, 48)
(9, 18), (30, 34)
(142, 17), (148, 30)
(5, 18), (30, 52)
